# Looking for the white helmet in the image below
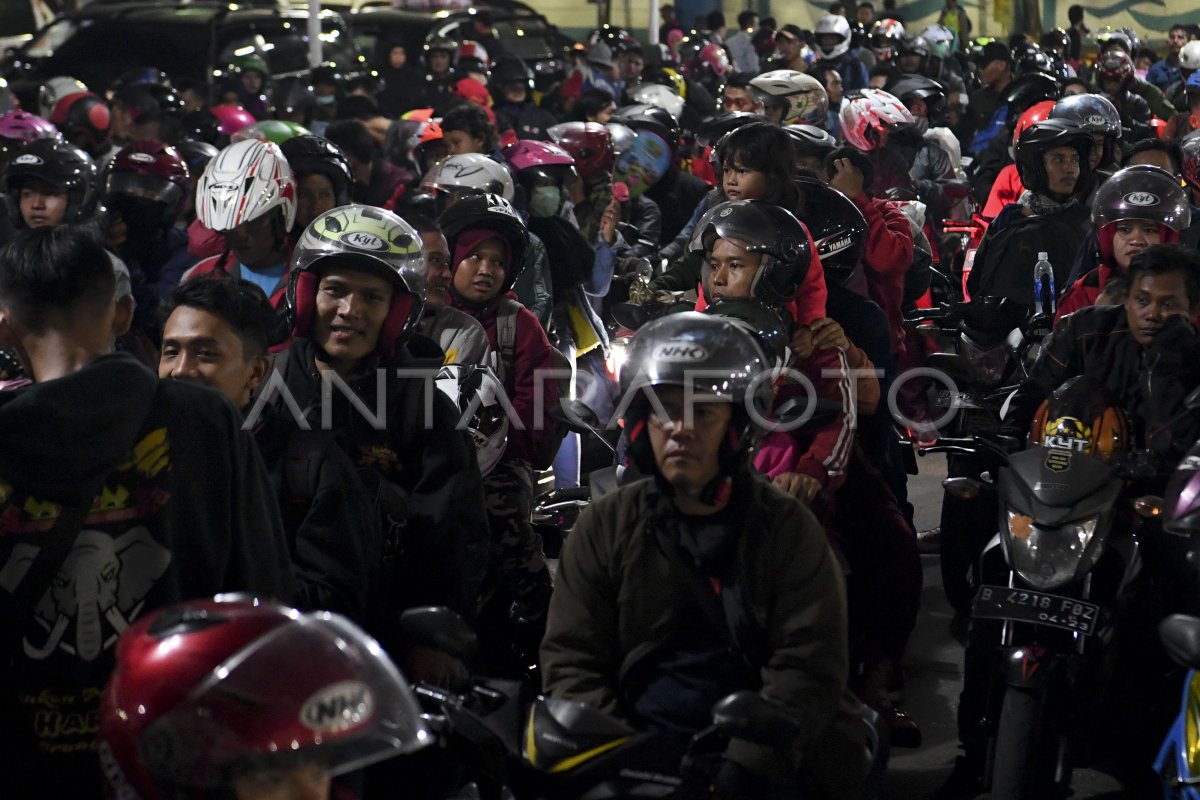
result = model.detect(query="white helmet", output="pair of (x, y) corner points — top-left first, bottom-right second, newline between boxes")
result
(630, 83), (685, 122)
(1181, 41), (1200, 72)
(39, 76), (89, 119)
(814, 15), (852, 60)
(197, 138), (296, 233)
(436, 364), (508, 476)
(748, 70), (829, 126)
(920, 24), (956, 59)
(422, 153), (514, 201)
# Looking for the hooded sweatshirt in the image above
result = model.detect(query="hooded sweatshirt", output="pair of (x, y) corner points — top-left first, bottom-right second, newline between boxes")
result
(0, 353), (294, 797)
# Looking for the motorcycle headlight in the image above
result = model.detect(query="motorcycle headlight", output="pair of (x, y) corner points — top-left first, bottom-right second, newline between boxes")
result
(1186, 672), (1200, 778)
(1004, 511), (1102, 590)
(959, 334), (1009, 388)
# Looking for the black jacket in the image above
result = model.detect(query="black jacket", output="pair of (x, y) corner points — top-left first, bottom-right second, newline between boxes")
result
(645, 165), (710, 246)
(0, 354), (295, 797)
(1006, 304), (1200, 465)
(267, 339), (489, 634)
(251, 403), (376, 621)
(966, 201), (1090, 310)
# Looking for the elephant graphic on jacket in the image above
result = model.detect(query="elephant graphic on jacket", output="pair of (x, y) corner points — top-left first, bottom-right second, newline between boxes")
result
(0, 527), (171, 661)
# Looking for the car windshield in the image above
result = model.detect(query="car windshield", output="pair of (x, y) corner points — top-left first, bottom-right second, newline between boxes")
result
(22, 13), (360, 90)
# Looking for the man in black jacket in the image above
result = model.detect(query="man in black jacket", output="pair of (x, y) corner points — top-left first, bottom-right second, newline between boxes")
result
(158, 274), (374, 621)
(966, 119), (1093, 309)
(0, 226), (295, 799)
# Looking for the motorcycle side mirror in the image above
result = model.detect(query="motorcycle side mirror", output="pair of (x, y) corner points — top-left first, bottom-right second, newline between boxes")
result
(398, 606), (478, 660)
(612, 302), (651, 331)
(550, 400), (603, 434)
(1185, 385), (1200, 410)
(710, 691), (801, 744)
(943, 476), (984, 500)
(1159, 614), (1200, 670)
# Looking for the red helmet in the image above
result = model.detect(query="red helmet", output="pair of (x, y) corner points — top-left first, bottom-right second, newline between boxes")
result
(1012, 99), (1056, 149)
(106, 140), (192, 220)
(1097, 49), (1134, 88)
(49, 91), (111, 155)
(100, 597), (429, 800)
(546, 121), (614, 179)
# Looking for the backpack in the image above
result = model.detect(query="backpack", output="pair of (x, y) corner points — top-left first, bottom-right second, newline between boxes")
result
(495, 296), (571, 470)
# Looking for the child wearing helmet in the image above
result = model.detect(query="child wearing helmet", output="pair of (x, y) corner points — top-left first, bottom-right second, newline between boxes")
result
(100, 597), (429, 800)
(268, 203), (490, 679)
(690, 199), (854, 505)
(438, 193), (559, 644)
(184, 138), (297, 307)
(1056, 164), (1191, 321)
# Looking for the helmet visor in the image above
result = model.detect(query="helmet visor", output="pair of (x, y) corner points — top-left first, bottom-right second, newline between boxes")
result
(106, 171), (184, 208)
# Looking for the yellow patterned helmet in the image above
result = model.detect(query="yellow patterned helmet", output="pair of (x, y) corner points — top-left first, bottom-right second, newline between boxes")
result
(287, 204), (427, 359)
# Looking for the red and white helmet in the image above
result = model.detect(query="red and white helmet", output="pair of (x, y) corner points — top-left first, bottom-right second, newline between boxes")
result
(456, 41), (491, 73)
(196, 138), (296, 232)
(100, 597), (428, 800)
(839, 88), (915, 151)
(748, 70), (829, 126)
(870, 19), (906, 61)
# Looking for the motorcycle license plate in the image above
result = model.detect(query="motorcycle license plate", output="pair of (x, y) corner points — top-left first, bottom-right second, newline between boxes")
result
(973, 585), (1100, 635)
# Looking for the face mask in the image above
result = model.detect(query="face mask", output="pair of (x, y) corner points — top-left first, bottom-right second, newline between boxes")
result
(529, 185), (563, 218)
(315, 94), (336, 106)
(1135, 68), (1149, 81)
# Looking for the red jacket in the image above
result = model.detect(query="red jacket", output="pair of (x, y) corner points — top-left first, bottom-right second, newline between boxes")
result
(452, 291), (559, 465)
(182, 251), (289, 307)
(1055, 263), (1113, 323)
(982, 164), (1024, 222)
(852, 193), (914, 357)
(753, 345), (856, 494)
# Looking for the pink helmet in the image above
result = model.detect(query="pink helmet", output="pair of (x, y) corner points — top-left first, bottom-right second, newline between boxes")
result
(209, 103), (256, 137)
(0, 110), (58, 145)
(839, 88), (915, 152)
(501, 138), (574, 173)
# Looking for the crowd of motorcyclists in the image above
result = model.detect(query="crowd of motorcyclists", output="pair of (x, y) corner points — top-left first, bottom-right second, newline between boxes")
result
(3, 5), (1200, 798)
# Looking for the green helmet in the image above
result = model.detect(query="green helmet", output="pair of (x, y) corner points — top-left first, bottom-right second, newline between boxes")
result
(232, 119), (310, 146)
(231, 53), (270, 77)
(288, 204), (427, 359)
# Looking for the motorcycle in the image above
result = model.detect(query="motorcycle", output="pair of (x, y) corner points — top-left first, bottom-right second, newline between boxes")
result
(904, 296), (1047, 611)
(919, 378), (1196, 799)
(399, 605), (888, 800)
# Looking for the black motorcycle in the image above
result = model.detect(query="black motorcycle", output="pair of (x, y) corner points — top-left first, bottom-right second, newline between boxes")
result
(904, 296), (1047, 612)
(920, 378), (1196, 798)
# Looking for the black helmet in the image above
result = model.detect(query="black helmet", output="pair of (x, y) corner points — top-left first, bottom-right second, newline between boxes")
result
(491, 55), (535, 94)
(1092, 164), (1190, 237)
(1001, 72), (1061, 127)
(1041, 28), (1071, 53)
(1014, 119), (1092, 201)
(181, 110), (220, 145)
(885, 74), (946, 120)
(108, 67), (172, 97)
(175, 139), (220, 178)
(898, 34), (930, 71)
(4, 138), (98, 226)
(1014, 47), (1061, 79)
(612, 103), (680, 153)
(794, 178), (869, 283)
(271, 77), (316, 120)
(48, 92), (111, 156)
(784, 124), (837, 160)
(114, 83), (186, 124)
(619, 311), (774, 480)
(694, 112), (759, 147)
(279, 134), (353, 206)
(437, 193), (529, 292)
(690, 199), (812, 304)
(703, 297), (792, 368)
(1050, 92), (1121, 165)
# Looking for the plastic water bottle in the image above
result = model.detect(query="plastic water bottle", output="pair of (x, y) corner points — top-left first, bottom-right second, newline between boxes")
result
(1033, 252), (1055, 315)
